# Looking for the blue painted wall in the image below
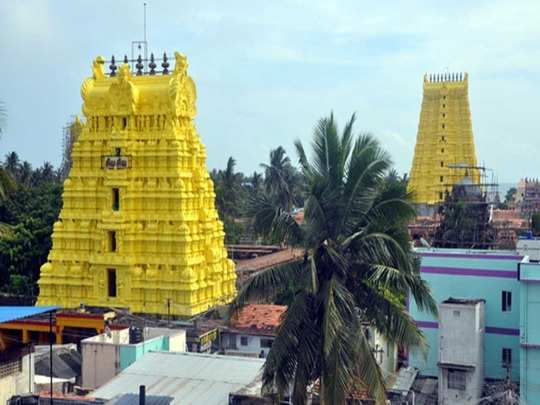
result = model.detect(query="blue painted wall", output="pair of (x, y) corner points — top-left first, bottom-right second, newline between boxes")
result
(119, 336), (168, 370)
(519, 263), (540, 402)
(409, 250), (521, 381)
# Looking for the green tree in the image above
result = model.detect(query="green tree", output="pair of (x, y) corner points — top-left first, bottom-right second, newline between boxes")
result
(434, 182), (495, 249)
(505, 187), (517, 205)
(212, 157), (244, 219)
(250, 171), (263, 195)
(4, 152), (20, 179)
(261, 146), (298, 211)
(210, 157), (248, 243)
(0, 110), (16, 234)
(532, 212), (540, 236)
(235, 113), (436, 404)
(0, 150), (62, 294)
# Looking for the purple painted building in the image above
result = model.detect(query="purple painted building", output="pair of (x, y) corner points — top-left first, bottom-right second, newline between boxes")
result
(409, 248), (522, 381)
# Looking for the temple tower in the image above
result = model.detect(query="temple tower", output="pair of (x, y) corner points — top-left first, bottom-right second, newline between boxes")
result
(408, 73), (480, 205)
(37, 52), (236, 316)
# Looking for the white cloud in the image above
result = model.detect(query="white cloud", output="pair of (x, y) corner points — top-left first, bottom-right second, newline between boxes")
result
(0, 0), (539, 182)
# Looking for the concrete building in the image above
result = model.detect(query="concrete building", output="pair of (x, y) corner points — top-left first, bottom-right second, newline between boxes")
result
(409, 248), (521, 382)
(91, 351), (265, 405)
(81, 327), (186, 389)
(518, 241), (540, 403)
(516, 177), (540, 214)
(438, 298), (485, 404)
(0, 306), (57, 404)
(364, 325), (398, 377)
(410, 243), (540, 402)
(220, 304), (286, 358)
(0, 344), (34, 405)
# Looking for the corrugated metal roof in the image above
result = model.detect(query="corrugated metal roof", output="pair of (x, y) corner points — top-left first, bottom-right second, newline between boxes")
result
(0, 306), (57, 323)
(388, 367), (419, 394)
(93, 352), (265, 405)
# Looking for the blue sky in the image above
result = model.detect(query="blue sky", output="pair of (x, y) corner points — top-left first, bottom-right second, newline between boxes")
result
(0, 0), (539, 182)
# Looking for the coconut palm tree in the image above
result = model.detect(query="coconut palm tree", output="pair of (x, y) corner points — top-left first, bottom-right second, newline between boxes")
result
(261, 146), (298, 211)
(0, 103), (15, 236)
(235, 113), (436, 404)
(250, 171), (263, 194)
(0, 105), (14, 201)
(4, 151), (20, 178)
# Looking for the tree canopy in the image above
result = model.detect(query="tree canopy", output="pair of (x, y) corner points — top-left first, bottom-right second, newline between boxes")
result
(0, 152), (62, 296)
(234, 113), (436, 404)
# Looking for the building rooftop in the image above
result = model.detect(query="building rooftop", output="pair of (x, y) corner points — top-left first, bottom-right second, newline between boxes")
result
(415, 247), (520, 257)
(235, 248), (303, 273)
(230, 304), (286, 335)
(442, 297), (486, 305)
(92, 351), (265, 405)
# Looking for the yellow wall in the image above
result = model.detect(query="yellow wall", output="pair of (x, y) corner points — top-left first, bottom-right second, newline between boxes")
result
(37, 53), (236, 316)
(408, 73), (480, 204)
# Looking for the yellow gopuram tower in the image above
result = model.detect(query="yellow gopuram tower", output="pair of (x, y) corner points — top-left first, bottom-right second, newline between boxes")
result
(37, 52), (236, 316)
(408, 73), (480, 205)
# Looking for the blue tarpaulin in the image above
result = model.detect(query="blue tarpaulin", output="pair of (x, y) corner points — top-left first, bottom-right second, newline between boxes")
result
(0, 306), (57, 323)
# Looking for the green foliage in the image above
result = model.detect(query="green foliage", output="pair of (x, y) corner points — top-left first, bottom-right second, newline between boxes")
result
(235, 113), (436, 404)
(0, 153), (62, 295)
(223, 217), (245, 244)
(260, 146), (304, 211)
(434, 183), (495, 248)
(532, 212), (540, 236)
(211, 157), (249, 221)
(505, 187), (517, 204)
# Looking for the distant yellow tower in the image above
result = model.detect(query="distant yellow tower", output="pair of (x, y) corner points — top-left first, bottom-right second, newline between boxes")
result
(408, 73), (480, 205)
(37, 52), (236, 316)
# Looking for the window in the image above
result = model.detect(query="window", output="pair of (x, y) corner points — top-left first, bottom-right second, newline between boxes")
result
(442, 123), (445, 129)
(502, 348), (512, 367)
(440, 161), (444, 168)
(115, 147), (121, 156)
(502, 291), (512, 312)
(443, 104), (446, 108)
(240, 336), (248, 346)
(112, 188), (120, 211)
(448, 369), (466, 390)
(443, 96), (447, 100)
(441, 135), (445, 141)
(439, 192), (443, 200)
(453, 310), (460, 317)
(122, 117), (128, 129)
(441, 148), (445, 153)
(442, 112), (446, 117)
(107, 268), (117, 297)
(440, 176), (444, 183)
(260, 338), (273, 348)
(108, 231), (117, 252)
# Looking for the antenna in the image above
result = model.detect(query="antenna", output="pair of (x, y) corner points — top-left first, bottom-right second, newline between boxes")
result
(144, 2), (147, 44)
(131, 2), (149, 72)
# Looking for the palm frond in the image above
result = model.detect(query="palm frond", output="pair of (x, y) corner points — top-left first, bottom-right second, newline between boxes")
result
(0, 167), (15, 200)
(232, 260), (306, 310)
(354, 322), (387, 404)
(355, 280), (427, 351)
(340, 113), (356, 168)
(294, 139), (312, 177)
(262, 291), (319, 402)
(321, 277), (359, 404)
(247, 193), (303, 243)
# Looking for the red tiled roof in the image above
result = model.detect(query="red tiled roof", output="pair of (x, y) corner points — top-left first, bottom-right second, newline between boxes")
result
(231, 304), (287, 335)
